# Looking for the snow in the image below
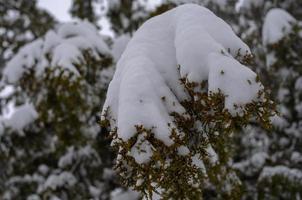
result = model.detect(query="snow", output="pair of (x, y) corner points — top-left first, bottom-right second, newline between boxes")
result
(89, 186), (101, 198)
(192, 153), (206, 174)
(208, 53), (263, 114)
(58, 146), (75, 168)
(270, 115), (288, 129)
(205, 144), (219, 164)
(235, 0), (264, 11)
(110, 188), (140, 200)
(2, 39), (44, 83)
(51, 43), (82, 75)
(291, 152), (302, 164)
(295, 77), (302, 90)
(3, 103), (38, 131)
(112, 35), (131, 62)
(177, 145), (190, 156)
(56, 21), (109, 55)
(102, 4), (263, 162)
(0, 85), (14, 99)
(130, 134), (154, 164)
(259, 166), (302, 184)
(234, 152), (268, 175)
(262, 8), (296, 45)
(27, 194), (40, 200)
(58, 145), (99, 167)
(2, 21), (110, 84)
(43, 171), (77, 191)
(38, 165), (49, 175)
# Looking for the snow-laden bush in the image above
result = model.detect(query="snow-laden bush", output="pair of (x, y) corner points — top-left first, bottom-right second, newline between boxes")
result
(253, 8), (302, 199)
(0, 21), (115, 199)
(102, 4), (275, 199)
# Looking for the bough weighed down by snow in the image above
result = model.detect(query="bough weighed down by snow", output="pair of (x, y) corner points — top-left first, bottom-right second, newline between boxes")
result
(103, 4), (262, 146)
(102, 4), (275, 199)
(2, 21), (110, 84)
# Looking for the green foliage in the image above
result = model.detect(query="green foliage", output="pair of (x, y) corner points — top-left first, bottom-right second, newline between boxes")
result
(70, 0), (98, 24)
(102, 65), (275, 199)
(106, 0), (149, 35)
(0, 44), (117, 199)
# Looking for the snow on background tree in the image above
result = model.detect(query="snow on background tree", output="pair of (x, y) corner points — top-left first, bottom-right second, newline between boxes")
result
(70, 0), (98, 24)
(0, 20), (117, 199)
(240, 7), (302, 200)
(230, 1), (302, 199)
(101, 4), (275, 199)
(105, 0), (155, 36)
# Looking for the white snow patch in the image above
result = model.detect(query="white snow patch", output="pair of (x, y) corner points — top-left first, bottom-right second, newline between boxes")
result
(43, 171), (77, 191)
(259, 166), (302, 184)
(236, 0), (264, 11)
(177, 145), (190, 156)
(262, 8), (296, 45)
(3, 103), (38, 131)
(2, 39), (44, 83)
(110, 188), (140, 200)
(192, 153), (206, 174)
(130, 134), (154, 164)
(295, 77), (302, 90)
(205, 144), (218, 164)
(270, 115), (288, 129)
(208, 53), (263, 114)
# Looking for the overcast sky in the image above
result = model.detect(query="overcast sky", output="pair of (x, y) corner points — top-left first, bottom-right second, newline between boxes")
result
(37, 0), (162, 36)
(37, 0), (114, 36)
(38, 0), (72, 22)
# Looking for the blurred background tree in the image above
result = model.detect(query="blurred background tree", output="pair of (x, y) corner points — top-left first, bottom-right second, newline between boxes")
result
(0, 0), (55, 70)
(70, 0), (98, 24)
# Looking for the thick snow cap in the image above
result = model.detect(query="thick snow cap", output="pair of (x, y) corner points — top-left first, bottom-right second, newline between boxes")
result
(102, 4), (262, 145)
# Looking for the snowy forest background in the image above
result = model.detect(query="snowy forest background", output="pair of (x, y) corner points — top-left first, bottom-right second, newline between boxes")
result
(0, 0), (302, 199)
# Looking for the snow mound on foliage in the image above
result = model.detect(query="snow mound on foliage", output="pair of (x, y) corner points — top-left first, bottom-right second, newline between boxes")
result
(3, 103), (38, 131)
(102, 4), (262, 152)
(2, 21), (110, 84)
(259, 166), (302, 184)
(235, 0), (263, 10)
(208, 54), (262, 112)
(262, 8), (296, 45)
